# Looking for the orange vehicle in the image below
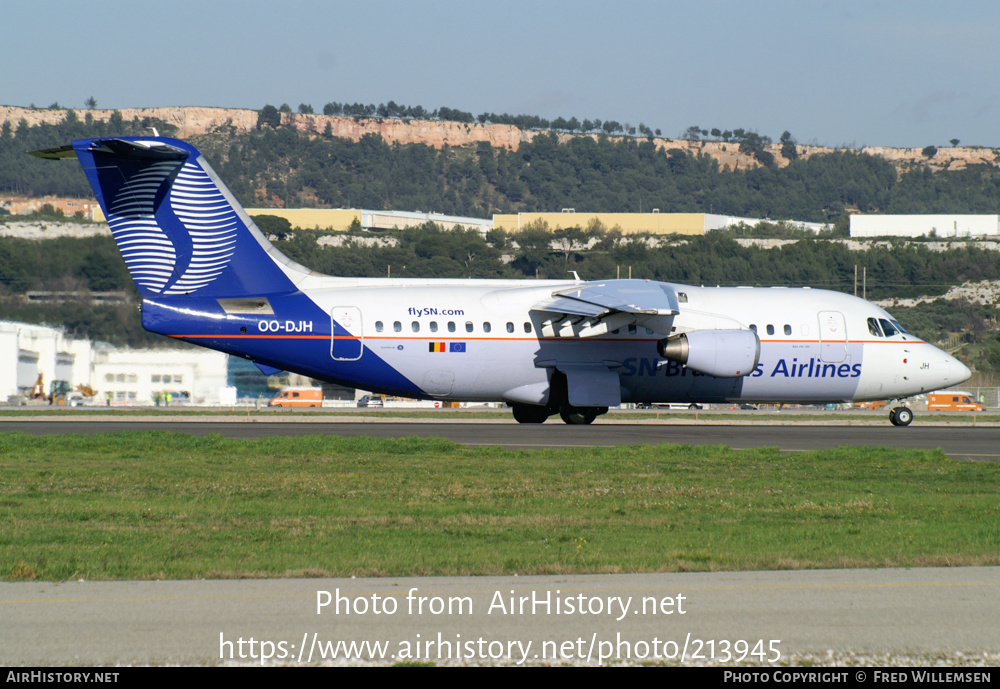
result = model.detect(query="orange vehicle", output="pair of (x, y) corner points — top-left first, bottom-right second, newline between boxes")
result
(927, 392), (985, 412)
(268, 387), (323, 408)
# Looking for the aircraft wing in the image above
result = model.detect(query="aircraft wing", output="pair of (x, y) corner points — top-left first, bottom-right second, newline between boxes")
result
(531, 279), (679, 337)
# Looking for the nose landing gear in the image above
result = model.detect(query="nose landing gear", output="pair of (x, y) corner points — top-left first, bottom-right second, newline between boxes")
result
(889, 406), (913, 426)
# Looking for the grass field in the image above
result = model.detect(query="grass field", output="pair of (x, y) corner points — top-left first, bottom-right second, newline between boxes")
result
(2, 432), (998, 581)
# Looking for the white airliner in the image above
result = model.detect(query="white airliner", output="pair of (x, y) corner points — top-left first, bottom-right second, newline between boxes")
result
(31, 137), (971, 426)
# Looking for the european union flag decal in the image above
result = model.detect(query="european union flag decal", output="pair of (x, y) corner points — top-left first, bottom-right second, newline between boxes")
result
(449, 342), (466, 353)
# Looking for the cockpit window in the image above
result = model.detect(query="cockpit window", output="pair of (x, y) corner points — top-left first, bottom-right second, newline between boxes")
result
(879, 318), (899, 337)
(867, 318), (883, 337)
(889, 319), (909, 335)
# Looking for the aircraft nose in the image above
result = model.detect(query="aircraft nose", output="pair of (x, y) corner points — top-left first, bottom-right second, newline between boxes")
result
(940, 352), (971, 386)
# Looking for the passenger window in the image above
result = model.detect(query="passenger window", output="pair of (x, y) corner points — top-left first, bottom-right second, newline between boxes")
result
(868, 318), (883, 337)
(465, 321), (474, 333)
(523, 322), (532, 333)
(411, 321), (420, 333)
(483, 322), (491, 333)
(375, 321), (384, 333)
(783, 324), (791, 336)
(393, 321), (401, 332)
(628, 324), (637, 334)
(766, 325), (775, 336)
(430, 322), (438, 333)
(749, 324), (757, 333)
(448, 321), (456, 333)
(645, 328), (653, 334)
(506, 322), (514, 333)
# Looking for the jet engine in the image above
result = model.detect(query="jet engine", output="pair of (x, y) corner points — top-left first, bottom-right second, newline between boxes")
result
(657, 329), (760, 378)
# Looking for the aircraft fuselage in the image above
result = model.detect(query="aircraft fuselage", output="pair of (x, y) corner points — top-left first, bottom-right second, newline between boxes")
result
(141, 278), (969, 408)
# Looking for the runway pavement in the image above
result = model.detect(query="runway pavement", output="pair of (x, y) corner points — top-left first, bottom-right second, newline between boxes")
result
(3, 416), (999, 460)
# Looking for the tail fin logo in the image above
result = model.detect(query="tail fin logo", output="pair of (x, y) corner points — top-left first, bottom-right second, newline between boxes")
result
(106, 159), (238, 295)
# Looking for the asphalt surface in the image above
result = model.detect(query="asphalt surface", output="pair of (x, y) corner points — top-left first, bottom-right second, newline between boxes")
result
(3, 417), (999, 461)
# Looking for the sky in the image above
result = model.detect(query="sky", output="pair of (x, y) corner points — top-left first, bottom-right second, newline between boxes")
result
(4, 0), (1000, 149)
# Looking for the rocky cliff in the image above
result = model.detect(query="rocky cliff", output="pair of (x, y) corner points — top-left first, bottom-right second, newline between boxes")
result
(2, 105), (995, 173)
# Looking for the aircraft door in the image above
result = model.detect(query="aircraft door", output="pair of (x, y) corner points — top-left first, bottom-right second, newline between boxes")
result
(818, 311), (847, 363)
(331, 306), (363, 361)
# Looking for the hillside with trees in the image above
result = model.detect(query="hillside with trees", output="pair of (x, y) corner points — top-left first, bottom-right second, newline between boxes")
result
(1, 109), (998, 379)
(5, 109), (1000, 223)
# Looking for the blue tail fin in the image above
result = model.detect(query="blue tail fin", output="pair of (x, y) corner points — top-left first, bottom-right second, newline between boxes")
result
(69, 137), (299, 298)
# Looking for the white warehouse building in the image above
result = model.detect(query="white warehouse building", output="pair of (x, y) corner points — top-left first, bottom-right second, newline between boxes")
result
(0, 319), (231, 406)
(850, 214), (1000, 238)
(92, 346), (230, 406)
(0, 321), (91, 402)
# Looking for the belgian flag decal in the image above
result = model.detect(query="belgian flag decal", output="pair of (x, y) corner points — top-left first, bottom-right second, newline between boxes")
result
(429, 342), (466, 352)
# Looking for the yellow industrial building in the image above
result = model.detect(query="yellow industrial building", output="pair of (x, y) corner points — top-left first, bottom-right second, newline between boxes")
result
(244, 208), (361, 232)
(249, 209), (712, 235)
(492, 211), (707, 235)
(88, 204), (740, 236)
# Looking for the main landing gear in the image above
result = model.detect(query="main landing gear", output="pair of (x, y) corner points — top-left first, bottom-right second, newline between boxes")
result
(888, 406), (913, 427)
(558, 403), (607, 425)
(510, 402), (609, 424)
(510, 372), (610, 425)
(511, 404), (550, 424)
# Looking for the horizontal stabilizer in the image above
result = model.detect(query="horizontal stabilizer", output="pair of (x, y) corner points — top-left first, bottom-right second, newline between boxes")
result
(28, 145), (78, 160)
(30, 139), (188, 161)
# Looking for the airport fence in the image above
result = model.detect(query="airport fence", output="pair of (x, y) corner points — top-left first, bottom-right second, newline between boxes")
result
(966, 387), (1000, 409)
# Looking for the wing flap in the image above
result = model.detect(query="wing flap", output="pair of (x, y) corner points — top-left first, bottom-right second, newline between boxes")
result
(560, 363), (622, 407)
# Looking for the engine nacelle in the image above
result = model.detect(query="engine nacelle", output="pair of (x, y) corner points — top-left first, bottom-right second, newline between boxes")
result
(657, 329), (760, 378)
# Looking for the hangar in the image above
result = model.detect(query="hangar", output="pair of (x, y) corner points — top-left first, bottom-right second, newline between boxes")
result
(0, 320), (230, 406)
(850, 215), (1000, 238)
(492, 211), (828, 235)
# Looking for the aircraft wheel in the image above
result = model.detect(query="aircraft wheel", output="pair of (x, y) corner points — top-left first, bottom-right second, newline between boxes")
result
(894, 407), (913, 427)
(888, 408), (898, 425)
(512, 404), (549, 424)
(559, 404), (598, 425)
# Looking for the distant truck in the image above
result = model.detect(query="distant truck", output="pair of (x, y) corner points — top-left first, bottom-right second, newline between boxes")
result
(268, 387), (323, 408)
(927, 391), (985, 412)
(356, 393), (449, 409)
